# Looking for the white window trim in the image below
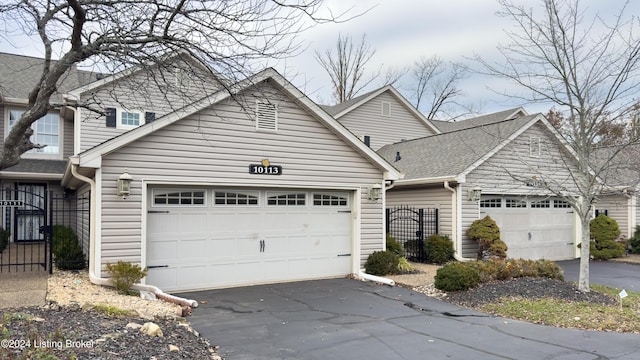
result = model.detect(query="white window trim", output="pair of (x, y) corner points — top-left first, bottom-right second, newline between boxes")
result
(266, 191), (307, 206)
(151, 188), (207, 207)
(212, 190), (260, 207)
(5, 108), (63, 160)
(312, 192), (350, 207)
(117, 109), (144, 130)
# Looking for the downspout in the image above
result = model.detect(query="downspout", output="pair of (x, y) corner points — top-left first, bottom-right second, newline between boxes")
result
(444, 181), (468, 261)
(70, 164), (198, 308)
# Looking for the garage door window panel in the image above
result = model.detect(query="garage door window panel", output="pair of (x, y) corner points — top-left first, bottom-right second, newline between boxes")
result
(554, 199), (571, 208)
(153, 190), (206, 206)
(531, 199), (550, 208)
(312, 193), (349, 207)
(214, 191), (259, 206)
(505, 198), (527, 208)
(267, 193), (306, 206)
(480, 198), (502, 208)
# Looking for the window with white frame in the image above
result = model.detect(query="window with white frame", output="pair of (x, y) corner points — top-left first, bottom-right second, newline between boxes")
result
(267, 192), (305, 206)
(214, 191), (259, 206)
(312, 193), (348, 206)
(554, 199), (571, 208)
(479, 198), (502, 208)
(505, 198), (527, 208)
(153, 190), (206, 206)
(8, 109), (60, 155)
(118, 110), (143, 129)
(531, 199), (550, 208)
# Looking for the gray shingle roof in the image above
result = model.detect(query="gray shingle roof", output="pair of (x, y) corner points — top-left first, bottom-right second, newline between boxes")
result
(0, 52), (102, 101)
(377, 115), (537, 180)
(320, 86), (387, 116)
(592, 144), (640, 188)
(1, 159), (67, 175)
(431, 108), (526, 133)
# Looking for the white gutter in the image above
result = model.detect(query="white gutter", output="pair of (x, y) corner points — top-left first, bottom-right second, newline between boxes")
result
(70, 164), (198, 308)
(444, 181), (470, 262)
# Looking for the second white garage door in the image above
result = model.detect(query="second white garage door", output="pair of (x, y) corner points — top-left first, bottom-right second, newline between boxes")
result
(480, 196), (575, 260)
(146, 188), (353, 291)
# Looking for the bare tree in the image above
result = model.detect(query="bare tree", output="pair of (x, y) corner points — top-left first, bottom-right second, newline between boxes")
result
(315, 33), (379, 103)
(410, 56), (469, 120)
(0, 0), (344, 170)
(477, 0), (640, 291)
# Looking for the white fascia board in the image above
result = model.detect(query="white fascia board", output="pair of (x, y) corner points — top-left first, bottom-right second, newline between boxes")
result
(2, 97), (29, 105)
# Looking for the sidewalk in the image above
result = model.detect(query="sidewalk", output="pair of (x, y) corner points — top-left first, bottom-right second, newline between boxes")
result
(0, 270), (48, 309)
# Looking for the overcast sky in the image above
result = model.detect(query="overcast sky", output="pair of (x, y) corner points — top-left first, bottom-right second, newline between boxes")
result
(1, 0), (637, 118)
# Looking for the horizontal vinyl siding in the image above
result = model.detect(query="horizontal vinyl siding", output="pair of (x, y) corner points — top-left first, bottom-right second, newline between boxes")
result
(0, 105), (4, 149)
(386, 186), (453, 237)
(459, 184), (481, 259)
(98, 84), (385, 268)
(63, 116), (74, 158)
(596, 195), (631, 238)
(80, 60), (221, 152)
(337, 92), (435, 150)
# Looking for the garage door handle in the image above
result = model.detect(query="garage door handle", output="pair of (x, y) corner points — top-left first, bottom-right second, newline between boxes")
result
(260, 240), (265, 253)
(148, 265), (169, 269)
(148, 210), (170, 214)
(337, 253), (351, 257)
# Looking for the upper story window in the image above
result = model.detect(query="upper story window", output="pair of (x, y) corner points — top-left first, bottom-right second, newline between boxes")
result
(530, 136), (541, 157)
(105, 107), (155, 130)
(7, 109), (60, 155)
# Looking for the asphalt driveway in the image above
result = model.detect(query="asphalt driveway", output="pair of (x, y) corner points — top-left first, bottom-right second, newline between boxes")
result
(182, 270), (640, 360)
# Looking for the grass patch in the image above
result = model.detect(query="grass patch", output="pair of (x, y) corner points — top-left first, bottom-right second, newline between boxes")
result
(480, 285), (640, 333)
(92, 304), (135, 318)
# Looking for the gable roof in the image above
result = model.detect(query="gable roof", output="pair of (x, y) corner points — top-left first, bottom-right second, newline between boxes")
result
(67, 68), (402, 181)
(377, 114), (544, 182)
(430, 108), (528, 133)
(0, 52), (101, 104)
(321, 85), (441, 135)
(592, 143), (640, 189)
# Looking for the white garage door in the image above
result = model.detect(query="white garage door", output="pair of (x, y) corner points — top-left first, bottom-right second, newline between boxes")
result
(146, 188), (353, 291)
(480, 196), (575, 260)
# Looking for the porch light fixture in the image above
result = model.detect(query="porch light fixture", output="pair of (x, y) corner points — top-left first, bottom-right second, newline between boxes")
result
(117, 169), (133, 198)
(468, 186), (482, 201)
(368, 183), (382, 201)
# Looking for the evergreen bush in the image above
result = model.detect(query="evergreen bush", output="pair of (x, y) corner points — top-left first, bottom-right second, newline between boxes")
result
(630, 226), (640, 254)
(0, 227), (9, 253)
(52, 225), (86, 270)
(589, 215), (624, 260)
(386, 233), (403, 257)
(467, 216), (508, 260)
(434, 262), (481, 291)
(423, 234), (454, 264)
(105, 261), (148, 294)
(364, 251), (400, 276)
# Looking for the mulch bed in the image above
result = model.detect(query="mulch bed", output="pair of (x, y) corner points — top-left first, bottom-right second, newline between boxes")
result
(0, 304), (219, 359)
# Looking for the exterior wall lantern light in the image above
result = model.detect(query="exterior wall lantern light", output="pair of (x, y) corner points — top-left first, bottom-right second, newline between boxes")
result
(368, 183), (382, 201)
(468, 186), (482, 201)
(117, 169), (133, 198)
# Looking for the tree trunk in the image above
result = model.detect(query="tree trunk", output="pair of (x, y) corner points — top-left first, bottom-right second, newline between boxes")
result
(578, 196), (591, 292)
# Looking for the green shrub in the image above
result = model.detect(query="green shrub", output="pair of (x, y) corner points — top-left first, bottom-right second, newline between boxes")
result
(630, 226), (640, 254)
(105, 261), (148, 294)
(423, 234), (454, 264)
(467, 216), (508, 260)
(0, 227), (9, 253)
(434, 262), (481, 291)
(386, 233), (403, 257)
(52, 225), (86, 270)
(403, 239), (424, 260)
(590, 215), (625, 260)
(364, 251), (400, 276)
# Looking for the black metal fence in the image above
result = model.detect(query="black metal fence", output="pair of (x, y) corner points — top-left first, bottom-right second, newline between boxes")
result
(386, 206), (439, 262)
(0, 187), (90, 273)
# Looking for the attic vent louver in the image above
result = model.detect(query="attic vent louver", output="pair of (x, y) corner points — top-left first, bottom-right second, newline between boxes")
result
(256, 101), (278, 131)
(395, 151), (401, 162)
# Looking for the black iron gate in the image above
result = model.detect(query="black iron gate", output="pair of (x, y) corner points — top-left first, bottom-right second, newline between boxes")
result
(386, 206), (438, 262)
(0, 187), (90, 273)
(0, 185), (49, 272)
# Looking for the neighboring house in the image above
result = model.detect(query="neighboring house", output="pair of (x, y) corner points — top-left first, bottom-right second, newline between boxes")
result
(322, 85), (441, 150)
(377, 111), (584, 261)
(592, 144), (640, 240)
(1, 52), (402, 291)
